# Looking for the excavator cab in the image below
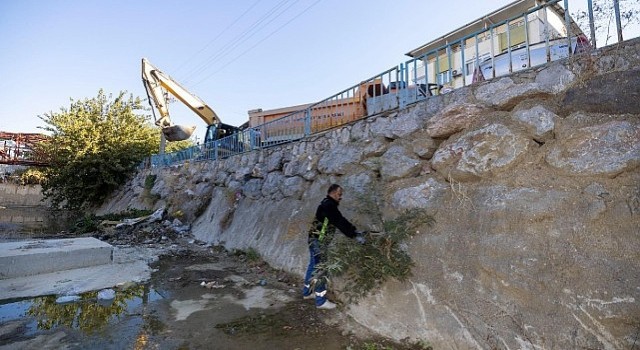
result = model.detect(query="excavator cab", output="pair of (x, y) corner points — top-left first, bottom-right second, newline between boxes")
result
(203, 122), (247, 158)
(204, 123), (242, 145)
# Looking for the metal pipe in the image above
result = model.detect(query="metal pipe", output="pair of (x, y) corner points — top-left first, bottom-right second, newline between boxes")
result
(613, 0), (624, 43)
(460, 38), (466, 86)
(587, 0), (597, 48)
(564, 0), (572, 55)
(507, 21), (513, 73)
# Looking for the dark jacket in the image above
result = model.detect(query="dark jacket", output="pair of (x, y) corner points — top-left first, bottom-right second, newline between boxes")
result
(308, 196), (357, 241)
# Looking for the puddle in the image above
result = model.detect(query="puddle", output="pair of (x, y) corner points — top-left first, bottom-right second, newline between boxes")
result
(0, 247), (417, 349)
(0, 286), (164, 335)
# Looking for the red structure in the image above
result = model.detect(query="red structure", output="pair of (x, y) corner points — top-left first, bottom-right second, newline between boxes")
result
(0, 132), (49, 166)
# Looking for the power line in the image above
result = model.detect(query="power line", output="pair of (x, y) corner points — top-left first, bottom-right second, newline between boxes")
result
(173, 0), (262, 76)
(182, 0), (302, 84)
(192, 0), (323, 87)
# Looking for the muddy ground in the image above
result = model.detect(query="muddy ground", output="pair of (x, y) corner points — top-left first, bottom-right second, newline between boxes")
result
(0, 212), (429, 350)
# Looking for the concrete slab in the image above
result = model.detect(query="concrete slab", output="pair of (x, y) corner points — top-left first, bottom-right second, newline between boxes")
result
(0, 259), (152, 300)
(0, 238), (113, 279)
(0, 246), (157, 300)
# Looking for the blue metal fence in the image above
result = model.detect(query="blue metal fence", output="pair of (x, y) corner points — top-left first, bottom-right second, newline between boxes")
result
(145, 0), (636, 168)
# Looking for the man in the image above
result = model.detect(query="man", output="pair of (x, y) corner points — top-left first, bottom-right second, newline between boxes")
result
(302, 184), (365, 309)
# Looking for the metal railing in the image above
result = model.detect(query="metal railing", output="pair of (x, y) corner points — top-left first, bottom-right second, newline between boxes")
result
(145, 0), (636, 168)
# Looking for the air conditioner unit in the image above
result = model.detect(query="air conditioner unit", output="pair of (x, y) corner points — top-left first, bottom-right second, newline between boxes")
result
(452, 69), (462, 77)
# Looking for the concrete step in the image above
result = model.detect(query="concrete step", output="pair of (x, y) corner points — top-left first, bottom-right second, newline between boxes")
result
(0, 238), (113, 279)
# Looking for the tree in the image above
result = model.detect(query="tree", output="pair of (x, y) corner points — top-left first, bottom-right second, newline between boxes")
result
(38, 90), (159, 211)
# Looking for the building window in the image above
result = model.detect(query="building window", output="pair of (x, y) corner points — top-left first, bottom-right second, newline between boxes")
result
(465, 53), (491, 73)
(437, 71), (451, 84)
(499, 19), (527, 52)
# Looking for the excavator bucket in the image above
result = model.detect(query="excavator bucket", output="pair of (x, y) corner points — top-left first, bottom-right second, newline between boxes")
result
(162, 125), (197, 142)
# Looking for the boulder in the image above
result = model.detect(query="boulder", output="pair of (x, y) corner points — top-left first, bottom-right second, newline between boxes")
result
(546, 120), (640, 177)
(475, 77), (545, 109)
(281, 176), (306, 199)
(535, 63), (576, 93)
(380, 145), (422, 182)
(562, 69), (640, 114)
(317, 145), (363, 175)
(243, 178), (263, 200)
(390, 178), (448, 212)
(511, 105), (557, 142)
(431, 123), (531, 181)
(261, 172), (284, 197)
(426, 103), (491, 138)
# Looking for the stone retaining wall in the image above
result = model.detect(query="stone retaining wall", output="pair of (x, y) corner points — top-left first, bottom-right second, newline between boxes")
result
(101, 39), (640, 349)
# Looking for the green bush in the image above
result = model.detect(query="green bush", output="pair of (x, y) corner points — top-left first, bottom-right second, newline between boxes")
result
(144, 174), (157, 190)
(318, 209), (434, 303)
(36, 90), (159, 211)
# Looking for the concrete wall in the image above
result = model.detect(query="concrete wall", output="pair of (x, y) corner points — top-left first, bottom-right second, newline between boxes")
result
(100, 39), (640, 349)
(0, 183), (46, 207)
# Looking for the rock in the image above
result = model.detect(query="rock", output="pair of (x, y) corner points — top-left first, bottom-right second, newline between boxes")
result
(341, 172), (375, 195)
(265, 150), (284, 172)
(172, 218), (183, 227)
(234, 166), (253, 181)
(475, 77), (545, 109)
(426, 103), (490, 138)
(562, 69), (640, 114)
(251, 164), (267, 178)
(390, 178), (448, 212)
(511, 105), (557, 142)
(411, 132), (438, 159)
(387, 107), (425, 138)
(281, 176), (306, 199)
(193, 182), (213, 197)
(431, 123), (531, 181)
(369, 116), (392, 138)
(56, 295), (81, 304)
(361, 157), (381, 172)
(214, 171), (229, 185)
(148, 207), (165, 223)
(546, 120), (640, 177)
(243, 178), (264, 200)
(224, 275), (250, 286)
(350, 120), (370, 141)
(262, 172), (284, 197)
(535, 63), (576, 93)
(379, 145), (422, 181)
(362, 138), (388, 158)
(317, 144), (363, 175)
(284, 154), (317, 178)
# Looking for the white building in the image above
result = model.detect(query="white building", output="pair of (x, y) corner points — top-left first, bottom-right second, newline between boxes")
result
(405, 0), (587, 89)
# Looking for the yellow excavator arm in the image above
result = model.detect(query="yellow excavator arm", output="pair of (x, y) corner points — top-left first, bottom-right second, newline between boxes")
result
(141, 58), (221, 141)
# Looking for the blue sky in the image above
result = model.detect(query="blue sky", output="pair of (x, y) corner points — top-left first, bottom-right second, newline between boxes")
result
(0, 0), (568, 137)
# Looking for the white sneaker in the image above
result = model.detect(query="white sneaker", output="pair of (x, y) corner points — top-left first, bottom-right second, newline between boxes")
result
(316, 300), (336, 310)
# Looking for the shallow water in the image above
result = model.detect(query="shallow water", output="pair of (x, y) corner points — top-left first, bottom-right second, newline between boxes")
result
(0, 255), (375, 349)
(0, 208), (411, 349)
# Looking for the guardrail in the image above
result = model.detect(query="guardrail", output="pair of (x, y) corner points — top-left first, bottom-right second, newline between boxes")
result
(145, 0), (636, 168)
